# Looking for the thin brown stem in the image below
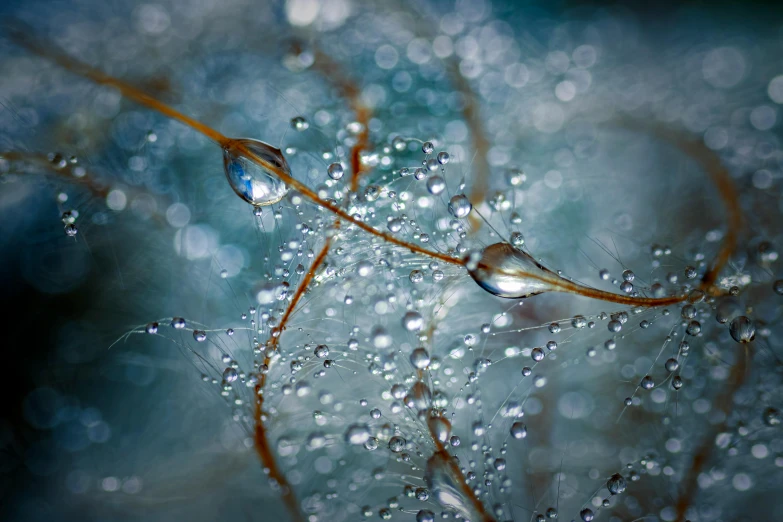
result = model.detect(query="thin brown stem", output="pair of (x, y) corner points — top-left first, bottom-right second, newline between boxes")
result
(423, 327), (496, 522)
(253, 223), (336, 522)
(613, 118), (743, 291)
(674, 344), (751, 521)
(20, 32), (738, 316)
(304, 46), (372, 192)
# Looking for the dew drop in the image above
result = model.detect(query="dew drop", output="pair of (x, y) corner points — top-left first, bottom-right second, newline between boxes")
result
(223, 138), (290, 206)
(468, 243), (556, 299)
(327, 162), (344, 180)
(448, 194), (472, 218)
(729, 316), (755, 343)
(607, 473), (626, 495)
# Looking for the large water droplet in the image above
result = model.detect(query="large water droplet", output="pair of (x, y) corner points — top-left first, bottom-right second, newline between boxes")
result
(468, 243), (556, 298)
(223, 138), (289, 206)
(425, 452), (488, 521)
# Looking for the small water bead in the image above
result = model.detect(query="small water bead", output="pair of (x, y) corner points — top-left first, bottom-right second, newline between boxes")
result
(437, 151), (450, 165)
(469, 243), (556, 299)
(314, 345), (329, 358)
(192, 330), (206, 342)
(223, 139), (289, 206)
(672, 376), (684, 390)
(222, 367), (238, 383)
(521, 367), (532, 377)
(410, 348), (431, 369)
(357, 260), (374, 277)
(327, 162), (344, 180)
(620, 281), (633, 293)
(510, 422), (527, 439)
(774, 280), (783, 295)
(729, 316), (755, 343)
(426, 176), (446, 195)
(531, 348), (545, 362)
(145, 322), (158, 334)
(684, 266), (698, 279)
(416, 509), (436, 522)
(546, 508), (557, 519)
(171, 317), (186, 329)
(64, 223), (78, 236)
(665, 358), (680, 372)
(402, 311), (424, 332)
(622, 269), (635, 282)
(686, 320), (701, 336)
(290, 116), (309, 131)
(580, 508), (595, 521)
(506, 168), (526, 186)
(409, 270), (424, 284)
(422, 141), (434, 154)
(345, 424), (372, 445)
(607, 473), (627, 495)
(763, 407), (781, 427)
(448, 194), (472, 218)
(388, 436), (406, 453)
(510, 232), (525, 248)
(387, 218), (403, 233)
(640, 375), (655, 389)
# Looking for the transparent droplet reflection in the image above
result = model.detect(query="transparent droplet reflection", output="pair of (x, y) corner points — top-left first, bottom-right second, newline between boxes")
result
(469, 242), (556, 298)
(223, 138), (289, 206)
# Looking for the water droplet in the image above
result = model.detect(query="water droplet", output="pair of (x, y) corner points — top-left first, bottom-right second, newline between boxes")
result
(344, 424), (371, 445)
(468, 243), (556, 299)
(290, 116), (309, 131)
(327, 162), (344, 180)
(410, 347), (431, 369)
(729, 316), (755, 343)
(223, 138), (289, 206)
(425, 452), (486, 521)
(426, 176), (446, 195)
(422, 141), (434, 154)
(580, 508), (594, 521)
(510, 422), (527, 439)
(448, 194), (472, 218)
(607, 473), (626, 495)
(402, 311), (424, 332)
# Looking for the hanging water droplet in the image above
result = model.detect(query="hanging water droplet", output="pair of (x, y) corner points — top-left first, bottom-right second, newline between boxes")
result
(425, 452), (486, 522)
(510, 422), (527, 439)
(402, 311), (424, 332)
(729, 316), (755, 343)
(607, 473), (627, 495)
(437, 152), (450, 165)
(468, 243), (556, 299)
(426, 176), (446, 195)
(327, 162), (344, 180)
(290, 116), (309, 131)
(223, 138), (289, 206)
(344, 424), (371, 445)
(448, 194), (472, 218)
(580, 508), (594, 521)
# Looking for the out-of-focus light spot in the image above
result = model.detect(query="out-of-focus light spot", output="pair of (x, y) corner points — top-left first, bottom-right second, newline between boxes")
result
(286, 0), (319, 26)
(768, 75), (783, 104)
(375, 45), (399, 70)
(166, 202), (191, 228)
(702, 47), (746, 89)
(750, 105), (776, 130)
(106, 189), (127, 211)
(555, 80), (576, 101)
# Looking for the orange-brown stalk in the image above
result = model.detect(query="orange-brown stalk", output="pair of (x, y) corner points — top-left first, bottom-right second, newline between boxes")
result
(17, 32), (740, 315)
(304, 45), (372, 192)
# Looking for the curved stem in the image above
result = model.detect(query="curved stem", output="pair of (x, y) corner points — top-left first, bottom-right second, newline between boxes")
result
(305, 47), (372, 192)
